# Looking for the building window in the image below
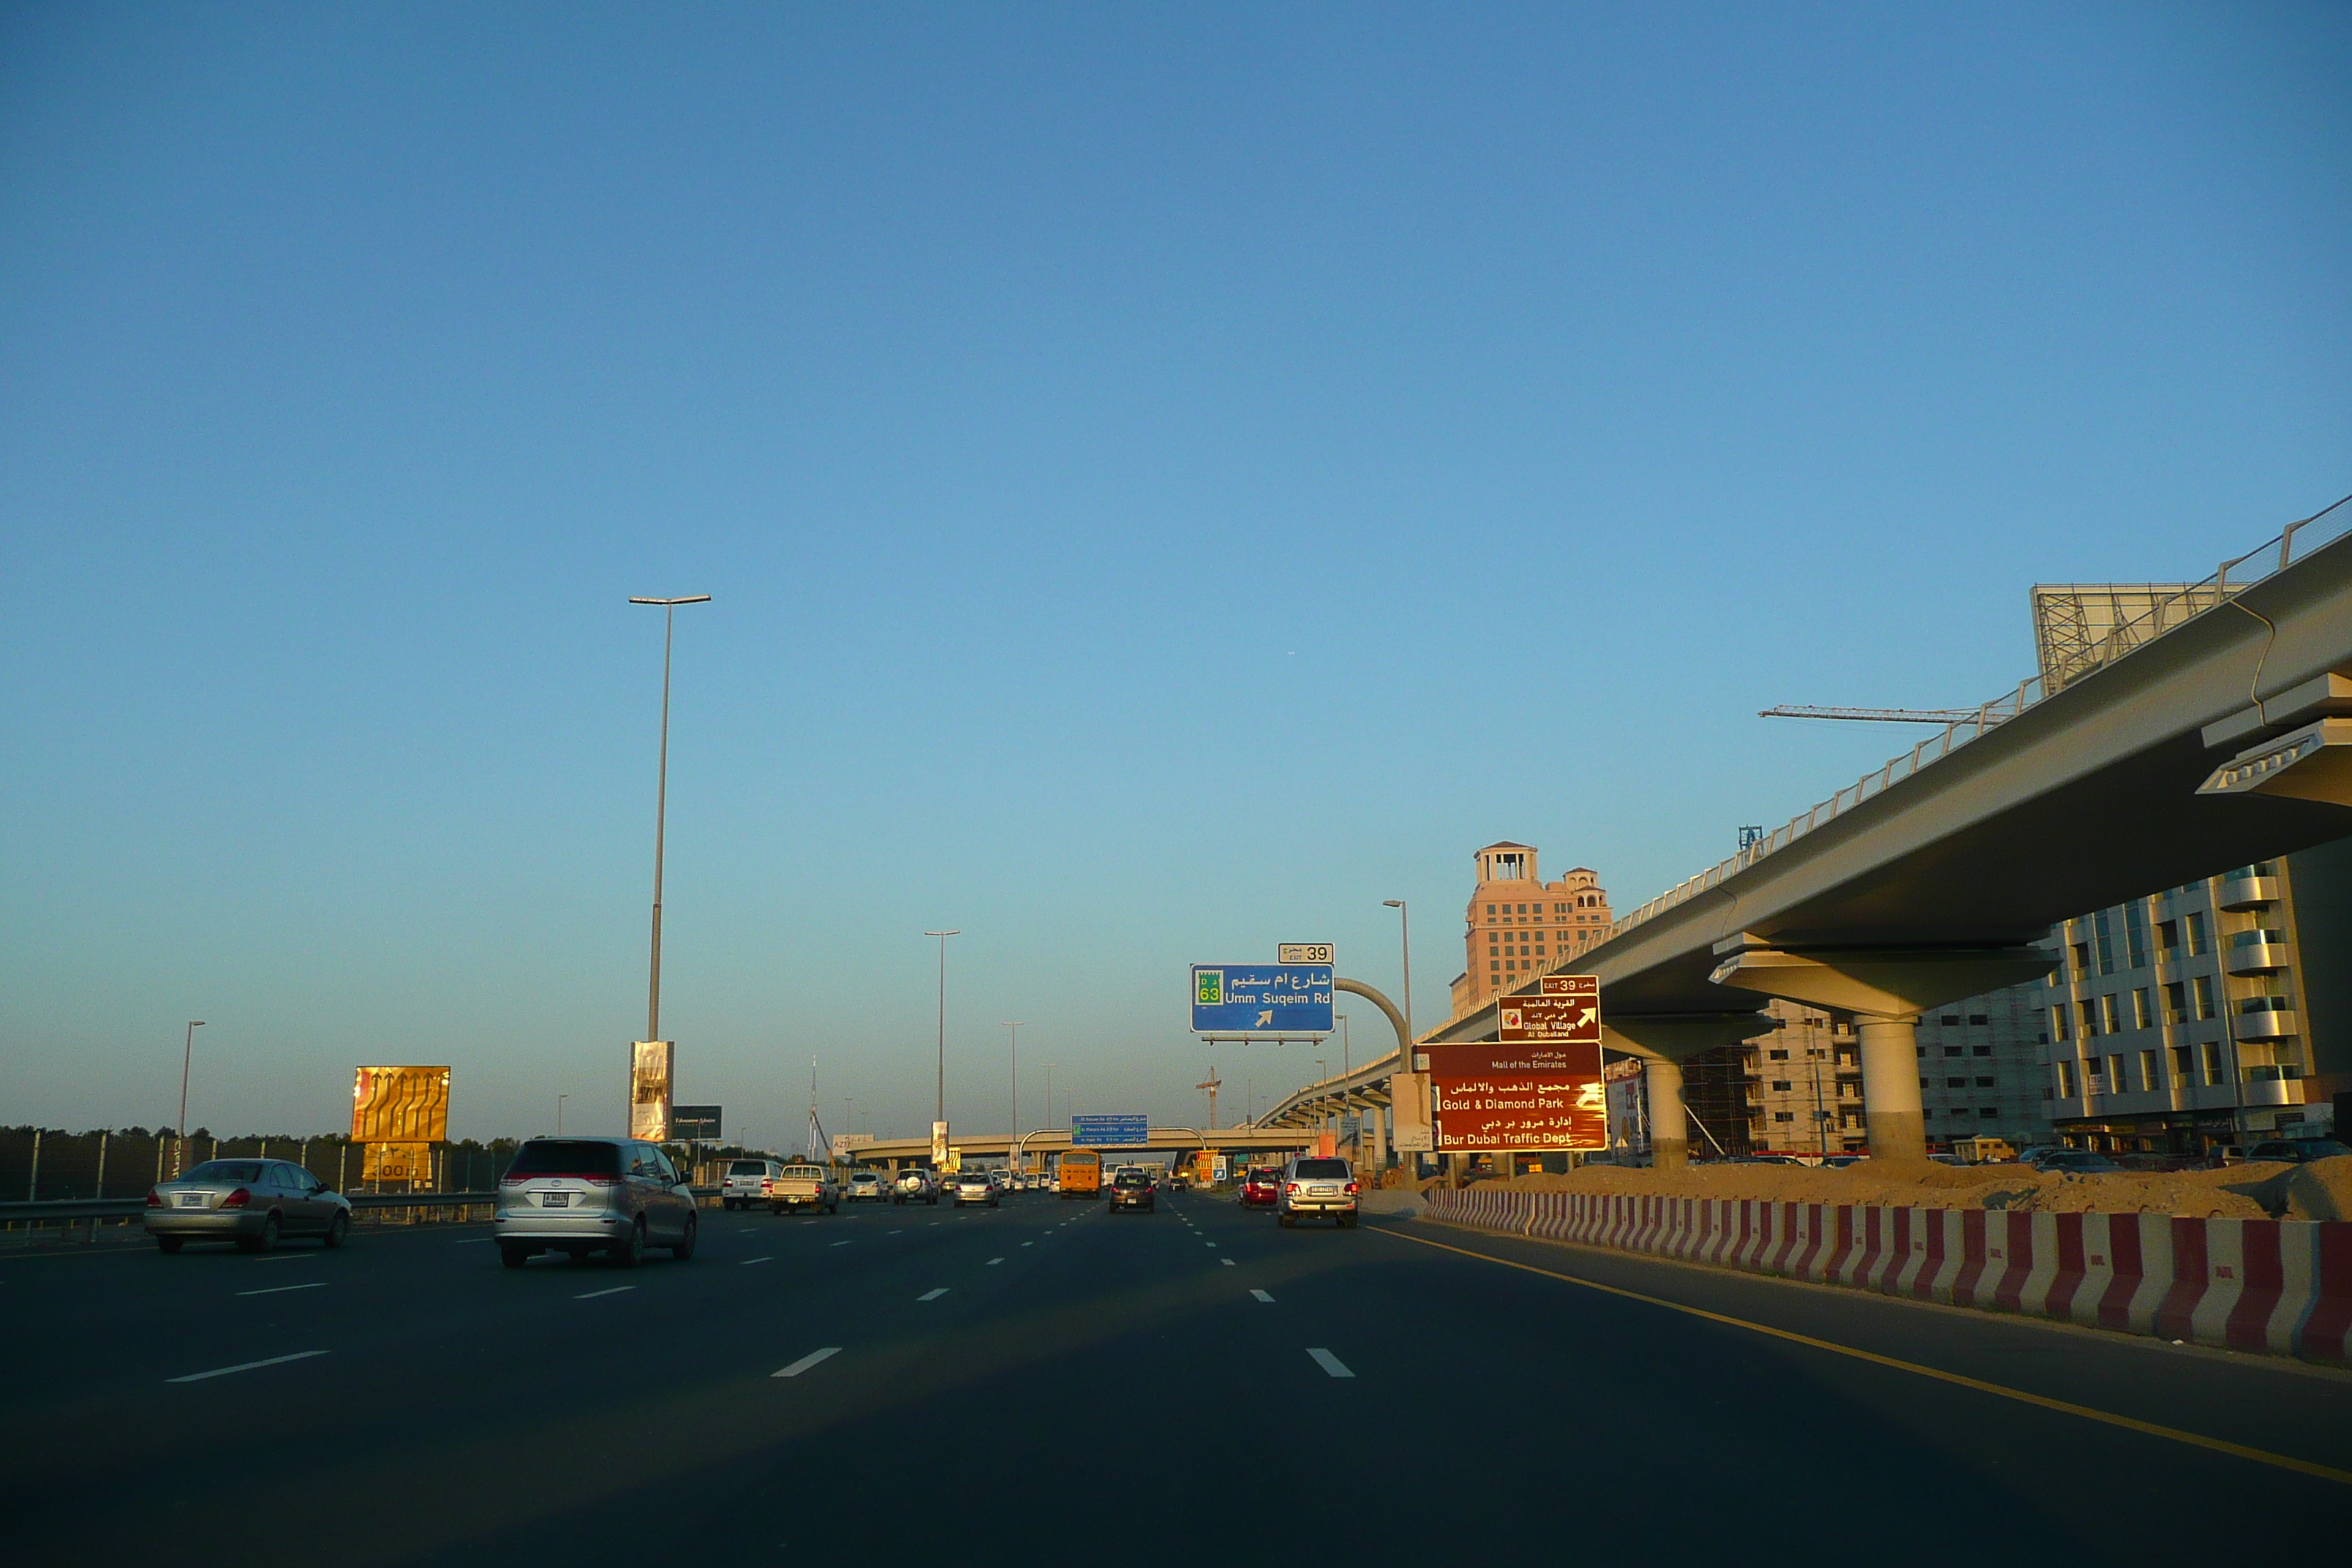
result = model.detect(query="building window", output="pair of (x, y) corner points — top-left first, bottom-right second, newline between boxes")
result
(2202, 1041), (2225, 1085)
(2093, 910), (2117, 976)
(2157, 919), (2177, 954)
(2132, 990), (2152, 1030)
(2185, 911), (2207, 957)
(1945, 1077), (1967, 1088)
(1943, 1045), (1963, 1057)
(2193, 975), (2215, 1021)
(2070, 941), (2091, 978)
(1972, 1044), (1991, 1057)
(2109, 1054), (2126, 1090)
(1768, 1048), (1789, 1061)
(2052, 1006), (2071, 1043)
(2139, 1049), (2159, 1090)
(2084, 1057), (2105, 1088)
(2098, 995), (2121, 1034)
(1940, 1014), (1960, 1026)
(2079, 1000), (2100, 1038)
(1975, 1077), (1995, 1088)
(2164, 981), (2187, 1024)
(1923, 1108), (1938, 1118)
(1979, 1107), (2000, 1119)
(1773, 1112), (1794, 1123)
(2124, 902), (2149, 969)
(1770, 1081), (1792, 1092)
(1969, 1014), (1989, 1026)
(2056, 1061), (2076, 1097)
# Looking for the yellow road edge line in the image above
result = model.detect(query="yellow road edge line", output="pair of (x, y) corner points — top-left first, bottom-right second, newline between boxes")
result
(1373, 1222), (2352, 1488)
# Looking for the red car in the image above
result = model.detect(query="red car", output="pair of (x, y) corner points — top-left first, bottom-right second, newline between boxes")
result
(1237, 1167), (1279, 1208)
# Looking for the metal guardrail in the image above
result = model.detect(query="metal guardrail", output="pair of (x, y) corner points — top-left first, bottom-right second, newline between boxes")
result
(1593, 496), (2352, 954)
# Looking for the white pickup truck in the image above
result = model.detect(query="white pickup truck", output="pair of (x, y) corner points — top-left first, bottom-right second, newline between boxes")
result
(764, 1164), (840, 1215)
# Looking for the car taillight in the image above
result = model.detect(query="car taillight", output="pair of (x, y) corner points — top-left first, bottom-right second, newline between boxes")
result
(501, 1171), (529, 1185)
(1345, 1183), (1360, 1194)
(1286, 1183), (1301, 1194)
(220, 1187), (251, 1209)
(146, 1187), (162, 1208)
(585, 1175), (619, 1186)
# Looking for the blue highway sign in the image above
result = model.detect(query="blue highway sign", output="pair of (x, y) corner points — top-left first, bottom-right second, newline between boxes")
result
(1191, 963), (1335, 1035)
(1071, 1115), (1148, 1146)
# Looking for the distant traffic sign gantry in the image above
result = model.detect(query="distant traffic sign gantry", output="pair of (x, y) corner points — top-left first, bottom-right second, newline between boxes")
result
(1071, 1115), (1148, 1145)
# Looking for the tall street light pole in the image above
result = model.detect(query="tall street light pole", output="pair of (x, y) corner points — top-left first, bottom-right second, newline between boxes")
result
(1001, 1022), (1026, 1149)
(628, 594), (712, 1046)
(1384, 898), (1415, 1181)
(557, 1093), (568, 1134)
(174, 1021), (206, 1177)
(926, 931), (960, 1127)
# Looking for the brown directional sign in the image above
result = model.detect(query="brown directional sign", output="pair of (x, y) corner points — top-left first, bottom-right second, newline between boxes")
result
(1496, 973), (1599, 1045)
(1431, 1073), (1607, 1151)
(1422, 1040), (1603, 1079)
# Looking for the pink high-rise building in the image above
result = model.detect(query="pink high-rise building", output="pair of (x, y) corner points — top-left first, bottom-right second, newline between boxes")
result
(1447, 842), (1613, 1019)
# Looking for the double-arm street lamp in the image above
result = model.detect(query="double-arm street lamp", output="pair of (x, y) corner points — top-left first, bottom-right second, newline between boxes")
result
(926, 930), (960, 1127)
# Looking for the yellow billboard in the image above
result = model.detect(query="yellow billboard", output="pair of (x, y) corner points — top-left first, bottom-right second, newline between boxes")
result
(350, 1066), (451, 1143)
(630, 1041), (673, 1141)
(361, 1142), (436, 1187)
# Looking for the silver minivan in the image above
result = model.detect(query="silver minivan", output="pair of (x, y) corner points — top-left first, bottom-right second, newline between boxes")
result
(494, 1137), (698, 1267)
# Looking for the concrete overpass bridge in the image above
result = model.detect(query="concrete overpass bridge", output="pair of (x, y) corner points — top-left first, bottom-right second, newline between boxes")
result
(1278, 498), (2352, 1167)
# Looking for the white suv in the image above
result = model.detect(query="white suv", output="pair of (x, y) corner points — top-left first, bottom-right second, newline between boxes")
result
(1275, 1156), (1360, 1229)
(723, 1158), (783, 1210)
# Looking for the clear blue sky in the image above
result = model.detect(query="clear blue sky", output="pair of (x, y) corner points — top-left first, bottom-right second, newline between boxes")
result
(4, 3), (2346, 1147)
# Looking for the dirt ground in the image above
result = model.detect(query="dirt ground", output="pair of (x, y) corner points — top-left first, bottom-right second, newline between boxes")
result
(1442, 1155), (2352, 1221)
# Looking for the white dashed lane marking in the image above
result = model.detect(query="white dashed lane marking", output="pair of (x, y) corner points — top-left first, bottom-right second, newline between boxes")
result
(919, 1288), (949, 1302)
(237, 1282), (327, 1297)
(166, 1351), (329, 1384)
(575, 1286), (635, 1300)
(1221, 1258), (1236, 1267)
(1306, 1349), (1354, 1378)
(1251, 1289), (1275, 1303)
(741, 1256), (773, 1266)
(772, 1347), (843, 1379)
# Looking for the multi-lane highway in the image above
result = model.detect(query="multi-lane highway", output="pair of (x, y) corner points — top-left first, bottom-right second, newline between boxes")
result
(4, 1190), (2347, 1564)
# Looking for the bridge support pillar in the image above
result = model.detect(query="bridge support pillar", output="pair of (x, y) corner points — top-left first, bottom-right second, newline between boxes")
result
(1644, 1058), (1688, 1170)
(1855, 1014), (1926, 1164)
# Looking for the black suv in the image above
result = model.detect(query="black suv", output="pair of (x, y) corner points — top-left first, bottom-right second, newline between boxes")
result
(1108, 1169), (1156, 1213)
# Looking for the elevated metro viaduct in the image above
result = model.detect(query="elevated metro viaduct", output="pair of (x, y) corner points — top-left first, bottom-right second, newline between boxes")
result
(840, 1126), (1320, 1172)
(1267, 502), (2352, 1169)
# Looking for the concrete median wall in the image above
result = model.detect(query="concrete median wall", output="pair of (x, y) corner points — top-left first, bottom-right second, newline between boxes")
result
(1420, 1188), (2352, 1364)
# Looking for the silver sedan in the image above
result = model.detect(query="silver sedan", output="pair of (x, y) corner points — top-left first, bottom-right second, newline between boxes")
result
(146, 1159), (352, 1253)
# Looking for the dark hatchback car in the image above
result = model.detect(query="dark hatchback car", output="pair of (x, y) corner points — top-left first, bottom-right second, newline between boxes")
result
(1108, 1169), (1156, 1213)
(1237, 1168), (1279, 1208)
(2244, 1137), (2352, 1164)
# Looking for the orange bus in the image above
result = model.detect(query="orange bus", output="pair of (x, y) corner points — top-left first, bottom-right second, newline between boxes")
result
(1059, 1147), (1101, 1199)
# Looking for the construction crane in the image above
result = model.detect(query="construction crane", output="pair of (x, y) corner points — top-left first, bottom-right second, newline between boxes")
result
(1759, 704), (1991, 723)
(1196, 1068), (1222, 1131)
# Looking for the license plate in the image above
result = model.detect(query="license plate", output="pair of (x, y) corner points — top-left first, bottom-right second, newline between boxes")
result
(1309, 1186), (1336, 1195)
(541, 1191), (570, 1207)
(177, 1194), (206, 1207)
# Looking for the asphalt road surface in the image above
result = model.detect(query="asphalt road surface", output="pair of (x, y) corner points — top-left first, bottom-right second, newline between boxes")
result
(5, 1189), (2347, 1564)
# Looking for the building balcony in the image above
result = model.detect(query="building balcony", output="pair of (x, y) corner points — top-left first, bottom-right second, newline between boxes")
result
(2218, 872), (2280, 911)
(2242, 1068), (2305, 1107)
(2223, 932), (2291, 975)
(2234, 1003), (2300, 1040)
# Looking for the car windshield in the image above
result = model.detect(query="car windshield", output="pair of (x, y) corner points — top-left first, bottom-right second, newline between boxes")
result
(728, 1160), (769, 1175)
(1115, 1172), (1150, 1187)
(178, 1160), (265, 1184)
(508, 1141), (622, 1177)
(783, 1166), (826, 1179)
(1293, 1159), (1349, 1179)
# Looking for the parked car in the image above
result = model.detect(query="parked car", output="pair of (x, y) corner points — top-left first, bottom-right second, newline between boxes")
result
(145, 1158), (352, 1254)
(494, 1137), (698, 1267)
(765, 1164), (842, 1215)
(894, 1169), (941, 1205)
(2243, 1137), (2352, 1164)
(2027, 1150), (2122, 1174)
(951, 1172), (999, 1208)
(1237, 1168), (1279, 1208)
(723, 1158), (783, 1210)
(1275, 1156), (1360, 1228)
(1108, 1169), (1156, 1213)
(845, 1171), (889, 1203)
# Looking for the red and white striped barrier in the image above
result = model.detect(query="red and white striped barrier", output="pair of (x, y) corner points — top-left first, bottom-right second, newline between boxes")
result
(1417, 1187), (2352, 1362)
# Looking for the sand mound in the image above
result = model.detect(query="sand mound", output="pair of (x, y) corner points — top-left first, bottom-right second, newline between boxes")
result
(1466, 1158), (2322, 1221)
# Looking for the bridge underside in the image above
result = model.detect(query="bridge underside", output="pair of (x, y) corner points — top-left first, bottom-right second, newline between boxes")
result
(840, 1126), (1319, 1166)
